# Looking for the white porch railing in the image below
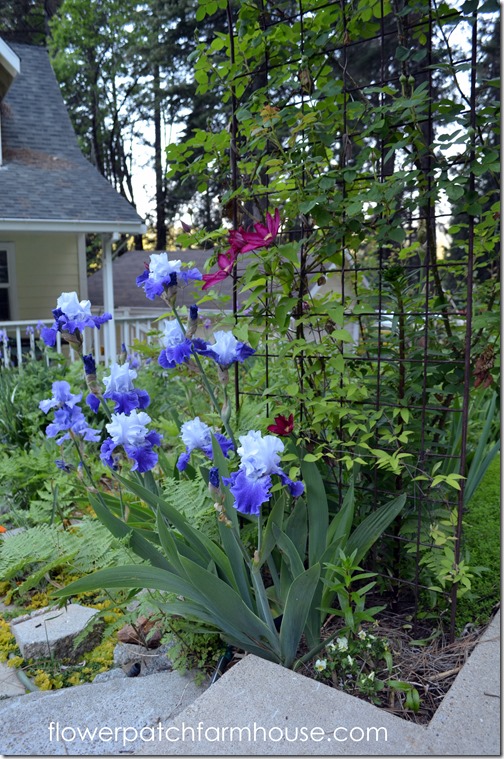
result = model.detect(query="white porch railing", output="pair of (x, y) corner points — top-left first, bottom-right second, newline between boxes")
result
(0, 314), (158, 368)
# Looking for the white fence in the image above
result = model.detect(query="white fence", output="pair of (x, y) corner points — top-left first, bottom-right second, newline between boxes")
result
(0, 314), (157, 368)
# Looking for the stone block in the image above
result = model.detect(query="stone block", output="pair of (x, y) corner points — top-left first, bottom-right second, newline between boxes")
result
(113, 642), (173, 675)
(10, 604), (100, 662)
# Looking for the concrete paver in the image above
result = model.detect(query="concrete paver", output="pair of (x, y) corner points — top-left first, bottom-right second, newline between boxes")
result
(143, 610), (500, 756)
(427, 612), (501, 755)
(0, 670), (206, 755)
(0, 612), (498, 755)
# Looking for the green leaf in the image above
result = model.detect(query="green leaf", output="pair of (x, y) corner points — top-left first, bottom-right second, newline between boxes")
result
(88, 494), (172, 572)
(114, 475), (238, 589)
(157, 599), (279, 661)
(272, 524), (305, 581)
(260, 495), (285, 567)
(300, 457), (329, 566)
(177, 555), (281, 655)
(279, 564), (321, 667)
(327, 478), (355, 547)
(284, 498), (307, 561)
(395, 45), (410, 61)
(53, 564), (197, 599)
(389, 227), (406, 243)
(346, 493), (406, 563)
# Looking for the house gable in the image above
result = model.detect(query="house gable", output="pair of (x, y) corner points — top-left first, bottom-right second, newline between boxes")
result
(0, 40), (145, 234)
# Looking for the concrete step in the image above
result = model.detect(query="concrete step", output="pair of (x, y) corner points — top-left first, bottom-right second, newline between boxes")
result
(0, 669), (207, 755)
(142, 610), (501, 756)
(0, 612), (499, 756)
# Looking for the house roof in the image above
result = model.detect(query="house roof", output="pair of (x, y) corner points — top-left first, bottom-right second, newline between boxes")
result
(0, 41), (145, 234)
(87, 249), (249, 311)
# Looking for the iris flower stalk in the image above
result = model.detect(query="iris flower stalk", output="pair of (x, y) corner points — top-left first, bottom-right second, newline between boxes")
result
(171, 305), (236, 448)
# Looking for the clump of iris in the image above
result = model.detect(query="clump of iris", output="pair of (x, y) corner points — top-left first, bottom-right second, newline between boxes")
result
(222, 430), (304, 516)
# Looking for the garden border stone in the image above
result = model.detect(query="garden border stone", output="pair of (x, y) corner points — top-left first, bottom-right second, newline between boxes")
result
(0, 611), (498, 755)
(144, 609), (500, 756)
(10, 604), (100, 662)
(0, 670), (206, 755)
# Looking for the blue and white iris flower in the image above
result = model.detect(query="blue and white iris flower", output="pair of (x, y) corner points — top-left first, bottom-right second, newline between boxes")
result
(176, 416), (234, 471)
(136, 252), (202, 301)
(158, 319), (193, 369)
(41, 292), (111, 347)
(198, 330), (255, 368)
(100, 410), (161, 473)
(223, 430), (304, 516)
(101, 361), (150, 415)
(39, 380), (100, 445)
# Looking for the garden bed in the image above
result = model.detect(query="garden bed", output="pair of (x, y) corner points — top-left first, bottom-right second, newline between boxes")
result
(220, 603), (493, 726)
(298, 607), (491, 725)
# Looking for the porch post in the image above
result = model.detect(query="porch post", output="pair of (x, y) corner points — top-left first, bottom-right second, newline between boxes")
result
(101, 233), (116, 364)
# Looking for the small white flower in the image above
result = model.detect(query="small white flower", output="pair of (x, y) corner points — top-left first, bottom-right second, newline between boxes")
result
(326, 641), (337, 653)
(314, 659), (327, 672)
(357, 630), (367, 640)
(336, 636), (349, 652)
(368, 671), (375, 682)
(346, 655), (354, 667)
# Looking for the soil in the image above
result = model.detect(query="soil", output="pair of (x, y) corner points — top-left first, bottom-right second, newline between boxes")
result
(294, 601), (494, 725)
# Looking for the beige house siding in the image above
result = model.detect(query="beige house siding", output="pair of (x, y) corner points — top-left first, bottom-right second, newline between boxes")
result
(1, 232), (85, 320)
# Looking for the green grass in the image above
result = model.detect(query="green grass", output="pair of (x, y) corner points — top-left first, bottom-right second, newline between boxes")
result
(456, 454), (500, 629)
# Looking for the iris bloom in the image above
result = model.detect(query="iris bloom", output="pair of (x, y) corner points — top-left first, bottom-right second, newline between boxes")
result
(100, 410), (161, 473)
(158, 319), (193, 369)
(39, 380), (100, 445)
(136, 252), (201, 300)
(198, 330), (255, 368)
(41, 292), (111, 347)
(176, 416), (234, 471)
(223, 430), (304, 516)
(102, 361), (150, 414)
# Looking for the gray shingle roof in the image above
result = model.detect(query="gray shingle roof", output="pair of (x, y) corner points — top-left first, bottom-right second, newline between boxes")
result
(0, 42), (144, 230)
